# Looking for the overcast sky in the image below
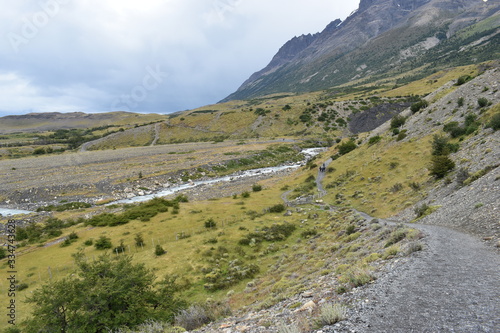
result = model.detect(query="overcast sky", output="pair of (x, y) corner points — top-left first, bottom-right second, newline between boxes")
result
(0, 0), (360, 116)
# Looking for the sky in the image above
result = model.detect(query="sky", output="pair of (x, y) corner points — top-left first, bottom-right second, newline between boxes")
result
(0, 0), (360, 116)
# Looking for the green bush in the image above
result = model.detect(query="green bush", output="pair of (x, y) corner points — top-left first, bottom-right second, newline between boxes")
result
(204, 218), (217, 229)
(239, 223), (296, 245)
(268, 204), (285, 213)
(0, 246), (7, 259)
(337, 140), (357, 155)
(486, 113), (500, 131)
(368, 135), (382, 145)
(430, 155), (455, 178)
(390, 115), (406, 128)
(414, 203), (430, 218)
(94, 236), (113, 250)
(456, 75), (472, 86)
(155, 245), (166, 256)
(477, 97), (489, 108)
(17, 283), (29, 291)
(410, 100), (428, 113)
(252, 184), (263, 192)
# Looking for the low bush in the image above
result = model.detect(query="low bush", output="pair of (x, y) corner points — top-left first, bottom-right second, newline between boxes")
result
(155, 245), (166, 256)
(337, 140), (357, 155)
(368, 135), (382, 145)
(268, 204), (286, 213)
(410, 100), (428, 113)
(94, 236), (113, 250)
(204, 218), (217, 229)
(477, 97), (489, 108)
(315, 303), (347, 326)
(239, 223), (296, 245)
(414, 203), (430, 218)
(252, 184), (263, 192)
(486, 112), (500, 131)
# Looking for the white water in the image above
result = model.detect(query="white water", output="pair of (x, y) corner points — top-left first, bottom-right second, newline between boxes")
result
(0, 208), (33, 216)
(1, 147), (327, 213)
(114, 164), (303, 205)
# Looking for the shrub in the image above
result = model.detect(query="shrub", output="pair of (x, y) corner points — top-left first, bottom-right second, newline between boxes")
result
(155, 245), (166, 256)
(390, 115), (406, 128)
(113, 240), (126, 254)
(477, 97), (489, 108)
(0, 247), (7, 259)
(389, 183), (403, 193)
(175, 302), (231, 331)
(409, 182), (421, 191)
(396, 131), (407, 141)
(204, 218), (217, 229)
(410, 100), (428, 113)
(430, 155), (455, 178)
(457, 97), (465, 107)
(486, 112), (500, 131)
(83, 239), (93, 246)
(414, 203), (430, 218)
(315, 303), (347, 326)
(301, 229), (318, 238)
(94, 236), (113, 250)
(345, 225), (356, 235)
(385, 228), (407, 247)
(268, 204), (286, 213)
(456, 75), (472, 85)
(337, 140), (357, 155)
(135, 233), (145, 247)
(17, 283), (29, 291)
(241, 191), (250, 198)
(456, 168), (470, 186)
(252, 184), (262, 192)
(368, 135), (382, 145)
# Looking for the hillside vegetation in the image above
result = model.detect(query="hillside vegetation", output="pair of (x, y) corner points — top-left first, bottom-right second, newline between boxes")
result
(1, 61), (498, 332)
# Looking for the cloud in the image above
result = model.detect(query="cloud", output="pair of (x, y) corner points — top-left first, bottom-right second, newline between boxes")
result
(0, 0), (360, 116)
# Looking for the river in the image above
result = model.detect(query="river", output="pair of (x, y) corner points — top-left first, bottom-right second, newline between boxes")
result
(0, 148), (326, 215)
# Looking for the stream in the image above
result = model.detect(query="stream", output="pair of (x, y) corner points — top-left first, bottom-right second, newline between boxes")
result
(0, 148), (326, 216)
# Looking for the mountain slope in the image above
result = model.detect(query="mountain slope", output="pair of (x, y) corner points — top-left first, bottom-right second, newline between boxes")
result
(223, 0), (500, 101)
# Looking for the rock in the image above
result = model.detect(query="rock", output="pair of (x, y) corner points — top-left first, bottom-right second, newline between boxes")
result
(296, 300), (316, 313)
(302, 291), (314, 298)
(284, 210), (293, 216)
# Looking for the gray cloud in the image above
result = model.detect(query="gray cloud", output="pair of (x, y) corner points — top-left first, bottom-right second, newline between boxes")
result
(0, 0), (359, 116)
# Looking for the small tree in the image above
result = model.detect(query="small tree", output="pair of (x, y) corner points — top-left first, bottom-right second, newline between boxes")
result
(24, 254), (185, 332)
(430, 155), (455, 178)
(155, 244), (166, 256)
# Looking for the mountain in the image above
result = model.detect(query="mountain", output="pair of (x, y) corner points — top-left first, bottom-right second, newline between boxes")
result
(223, 0), (500, 101)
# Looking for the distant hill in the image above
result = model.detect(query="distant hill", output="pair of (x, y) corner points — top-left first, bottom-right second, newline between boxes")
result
(223, 0), (500, 101)
(0, 111), (166, 134)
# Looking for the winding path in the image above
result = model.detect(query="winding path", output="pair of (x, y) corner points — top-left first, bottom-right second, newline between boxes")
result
(342, 223), (500, 332)
(310, 158), (500, 332)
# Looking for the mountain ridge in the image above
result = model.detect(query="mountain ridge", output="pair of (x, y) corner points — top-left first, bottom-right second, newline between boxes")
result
(223, 0), (499, 102)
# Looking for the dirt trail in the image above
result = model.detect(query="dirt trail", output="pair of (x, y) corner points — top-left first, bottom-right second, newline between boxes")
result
(314, 159), (500, 332)
(333, 223), (500, 332)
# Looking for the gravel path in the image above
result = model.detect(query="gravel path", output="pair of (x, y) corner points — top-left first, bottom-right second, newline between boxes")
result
(314, 159), (500, 332)
(331, 223), (500, 332)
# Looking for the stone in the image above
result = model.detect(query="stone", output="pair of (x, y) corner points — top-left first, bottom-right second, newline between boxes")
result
(296, 300), (316, 313)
